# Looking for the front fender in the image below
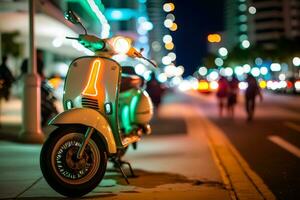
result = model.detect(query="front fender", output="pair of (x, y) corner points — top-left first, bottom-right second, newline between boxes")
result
(49, 108), (117, 154)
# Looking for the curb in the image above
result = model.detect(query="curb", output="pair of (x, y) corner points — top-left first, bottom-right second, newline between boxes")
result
(196, 108), (276, 200)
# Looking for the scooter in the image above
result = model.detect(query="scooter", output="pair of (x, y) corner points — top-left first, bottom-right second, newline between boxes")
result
(40, 10), (156, 197)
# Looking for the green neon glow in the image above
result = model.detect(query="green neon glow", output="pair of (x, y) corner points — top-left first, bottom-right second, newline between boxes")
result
(239, 24), (248, 32)
(105, 8), (137, 21)
(130, 95), (140, 121)
(121, 105), (132, 134)
(238, 4), (247, 12)
(79, 39), (105, 51)
(65, 0), (105, 21)
(238, 15), (247, 22)
(239, 34), (248, 42)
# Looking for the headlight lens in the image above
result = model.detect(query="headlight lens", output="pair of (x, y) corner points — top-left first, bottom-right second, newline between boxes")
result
(113, 36), (131, 54)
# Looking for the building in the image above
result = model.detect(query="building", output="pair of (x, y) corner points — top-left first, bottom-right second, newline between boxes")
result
(0, 0), (109, 78)
(146, 0), (169, 65)
(224, 0), (300, 50)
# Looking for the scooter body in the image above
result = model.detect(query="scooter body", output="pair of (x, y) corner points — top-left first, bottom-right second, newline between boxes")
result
(40, 10), (156, 198)
(119, 88), (153, 134)
(54, 57), (122, 150)
(52, 56), (153, 149)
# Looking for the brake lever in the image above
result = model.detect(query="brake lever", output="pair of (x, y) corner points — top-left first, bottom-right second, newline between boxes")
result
(141, 56), (157, 68)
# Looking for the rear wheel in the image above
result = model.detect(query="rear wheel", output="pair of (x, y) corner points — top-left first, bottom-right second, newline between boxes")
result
(40, 126), (107, 197)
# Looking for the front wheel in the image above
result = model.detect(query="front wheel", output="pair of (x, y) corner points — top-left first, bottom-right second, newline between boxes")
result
(40, 126), (107, 197)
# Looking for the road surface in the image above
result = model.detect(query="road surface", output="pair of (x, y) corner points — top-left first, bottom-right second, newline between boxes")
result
(187, 90), (300, 200)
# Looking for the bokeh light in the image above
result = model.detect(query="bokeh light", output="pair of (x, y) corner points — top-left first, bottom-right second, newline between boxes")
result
(218, 47), (228, 57)
(165, 42), (175, 50)
(207, 34), (221, 43)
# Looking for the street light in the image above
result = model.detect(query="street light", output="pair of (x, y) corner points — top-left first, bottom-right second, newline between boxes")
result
(207, 34), (221, 43)
(163, 34), (172, 44)
(248, 6), (256, 15)
(292, 57), (300, 66)
(241, 40), (250, 49)
(170, 23), (178, 31)
(270, 63), (281, 72)
(218, 47), (228, 57)
(215, 57), (224, 66)
(163, 3), (175, 12)
(198, 66), (208, 76)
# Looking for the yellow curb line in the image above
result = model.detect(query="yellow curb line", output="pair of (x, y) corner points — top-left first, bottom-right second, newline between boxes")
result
(197, 110), (276, 200)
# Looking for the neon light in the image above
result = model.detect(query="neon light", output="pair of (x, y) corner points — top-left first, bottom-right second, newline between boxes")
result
(87, 0), (110, 38)
(121, 105), (132, 134)
(82, 59), (101, 96)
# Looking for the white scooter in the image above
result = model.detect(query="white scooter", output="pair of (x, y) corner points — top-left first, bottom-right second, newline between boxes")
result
(40, 10), (156, 197)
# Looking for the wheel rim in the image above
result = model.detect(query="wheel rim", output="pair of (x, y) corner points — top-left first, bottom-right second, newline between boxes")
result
(51, 132), (100, 185)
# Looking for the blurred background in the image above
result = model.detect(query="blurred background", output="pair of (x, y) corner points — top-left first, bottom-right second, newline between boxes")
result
(0, 0), (299, 100)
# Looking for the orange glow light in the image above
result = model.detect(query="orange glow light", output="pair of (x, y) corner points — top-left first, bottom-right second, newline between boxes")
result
(208, 34), (221, 43)
(198, 80), (209, 90)
(259, 80), (267, 89)
(170, 22), (178, 31)
(169, 3), (175, 11)
(165, 42), (174, 50)
(82, 59), (101, 96)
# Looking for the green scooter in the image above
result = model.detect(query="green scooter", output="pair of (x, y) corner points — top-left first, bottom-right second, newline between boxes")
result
(40, 10), (156, 197)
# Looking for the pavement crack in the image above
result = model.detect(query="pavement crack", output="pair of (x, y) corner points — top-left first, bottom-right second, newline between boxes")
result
(14, 176), (43, 199)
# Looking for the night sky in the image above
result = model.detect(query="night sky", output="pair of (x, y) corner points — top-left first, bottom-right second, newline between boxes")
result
(171, 0), (224, 76)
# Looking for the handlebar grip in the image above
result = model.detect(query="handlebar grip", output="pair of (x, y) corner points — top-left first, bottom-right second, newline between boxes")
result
(66, 36), (79, 40)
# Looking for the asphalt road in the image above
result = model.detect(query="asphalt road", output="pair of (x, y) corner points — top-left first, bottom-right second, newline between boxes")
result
(188, 91), (300, 200)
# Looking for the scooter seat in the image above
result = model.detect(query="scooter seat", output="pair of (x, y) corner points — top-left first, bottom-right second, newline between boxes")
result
(120, 74), (142, 92)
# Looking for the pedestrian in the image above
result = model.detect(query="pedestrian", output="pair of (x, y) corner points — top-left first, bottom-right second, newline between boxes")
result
(245, 74), (262, 121)
(20, 50), (45, 79)
(0, 55), (15, 101)
(216, 76), (229, 117)
(227, 75), (239, 118)
(146, 73), (165, 108)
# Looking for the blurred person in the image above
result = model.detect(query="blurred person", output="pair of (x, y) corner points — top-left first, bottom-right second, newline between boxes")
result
(19, 53), (58, 126)
(245, 74), (263, 121)
(216, 76), (229, 117)
(0, 55), (15, 101)
(20, 50), (45, 79)
(227, 75), (239, 118)
(146, 73), (165, 108)
(20, 58), (28, 77)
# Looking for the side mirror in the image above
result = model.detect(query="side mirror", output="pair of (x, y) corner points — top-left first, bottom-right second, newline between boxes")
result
(65, 10), (80, 24)
(64, 10), (87, 35)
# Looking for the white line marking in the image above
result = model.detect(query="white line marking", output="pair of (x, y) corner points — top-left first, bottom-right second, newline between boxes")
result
(284, 122), (300, 133)
(268, 136), (300, 158)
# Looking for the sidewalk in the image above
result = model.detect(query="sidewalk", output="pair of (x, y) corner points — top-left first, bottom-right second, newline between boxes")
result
(0, 96), (230, 200)
(0, 93), (274, 200)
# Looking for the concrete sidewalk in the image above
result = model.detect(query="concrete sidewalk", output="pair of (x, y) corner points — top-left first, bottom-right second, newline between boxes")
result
(0, 96), (231, 199)
(0, 92), (274, 200)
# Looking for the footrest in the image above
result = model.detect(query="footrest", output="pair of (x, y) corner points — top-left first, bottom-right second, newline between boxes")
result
(122, 135), (140, 147)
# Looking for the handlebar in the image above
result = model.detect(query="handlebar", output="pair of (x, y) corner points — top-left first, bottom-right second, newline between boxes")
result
(66, 36), (80, 40)
(66, 35), (157, 68)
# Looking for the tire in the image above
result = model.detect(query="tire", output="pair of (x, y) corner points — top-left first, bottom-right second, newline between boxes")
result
(40, 126), (107, 197)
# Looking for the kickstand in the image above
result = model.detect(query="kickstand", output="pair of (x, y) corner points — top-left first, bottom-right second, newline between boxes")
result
(111, 157), (137, 184)
(118, 160), (136, 178)
(114, 159), (130, 184)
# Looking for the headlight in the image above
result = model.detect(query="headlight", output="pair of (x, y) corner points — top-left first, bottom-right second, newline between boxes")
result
(112, 36), (131, 54)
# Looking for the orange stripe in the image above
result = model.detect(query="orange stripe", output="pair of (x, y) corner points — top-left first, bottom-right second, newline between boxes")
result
(82, 59), (101, 96)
